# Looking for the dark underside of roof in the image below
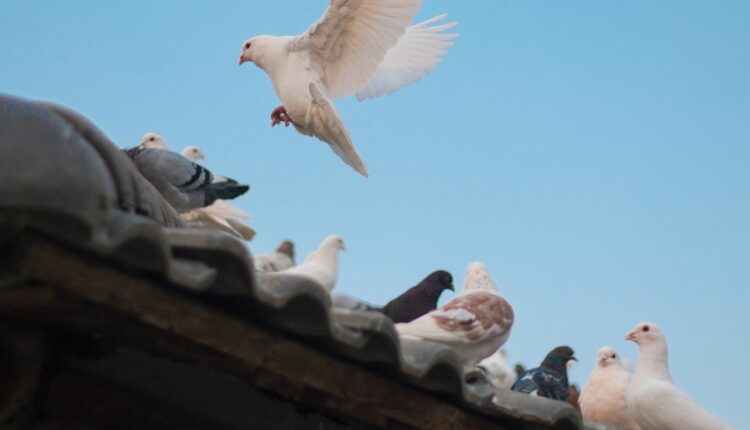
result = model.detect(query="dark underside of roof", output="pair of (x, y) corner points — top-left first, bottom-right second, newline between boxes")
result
(0, 94), (605, 430)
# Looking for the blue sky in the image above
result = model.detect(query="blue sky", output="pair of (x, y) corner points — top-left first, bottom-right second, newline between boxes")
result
(2, 1), (748, 426)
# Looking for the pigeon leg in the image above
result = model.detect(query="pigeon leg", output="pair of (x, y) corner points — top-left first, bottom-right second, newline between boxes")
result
(270, 106), (291, 127)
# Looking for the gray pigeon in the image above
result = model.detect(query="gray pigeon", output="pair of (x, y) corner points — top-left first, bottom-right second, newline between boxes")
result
(124, 147), (249, 213)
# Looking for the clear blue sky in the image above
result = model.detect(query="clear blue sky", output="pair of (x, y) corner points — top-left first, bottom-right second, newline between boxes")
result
(2, 1), (748, 426)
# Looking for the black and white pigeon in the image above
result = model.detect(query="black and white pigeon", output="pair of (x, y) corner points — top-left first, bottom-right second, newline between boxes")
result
(123, 146), (249, 213)
(380, 270), (454, 323)
(512, 346), (577, 401)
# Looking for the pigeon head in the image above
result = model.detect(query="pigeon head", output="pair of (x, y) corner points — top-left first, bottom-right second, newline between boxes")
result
(460, 262), (499, 295)
(276, 240), (295, 260)
(239, 35), (283, 69)
(321, 235), (346, 251)
(596, 346), (621, 368)
(542, 346), (577, 369)
(624, 321), (664, 346)
(424, 270), (454, 292)
(139, 132), (167, 149)
(181, 145), (206, 162)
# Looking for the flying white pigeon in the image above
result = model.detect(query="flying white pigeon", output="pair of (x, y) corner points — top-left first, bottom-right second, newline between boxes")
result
(396, 262), (514, 366)
(276, 235), (345, 291)
(238, 1), (458, 177)
(254, 240), (296, 272)
(477, 348), (517, 390)
(579, 346), (641, 430)
(625, 322), (735, 430)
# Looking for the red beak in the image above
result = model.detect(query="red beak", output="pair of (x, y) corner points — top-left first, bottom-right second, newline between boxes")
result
(624, 330), (637, 342)
(239, 56), (245, 66)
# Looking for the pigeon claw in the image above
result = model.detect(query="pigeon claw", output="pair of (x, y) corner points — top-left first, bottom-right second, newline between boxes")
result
(270, 106), (291, 128)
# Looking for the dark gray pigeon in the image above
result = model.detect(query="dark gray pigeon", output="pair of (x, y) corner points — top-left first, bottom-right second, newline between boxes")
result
(511, 346), (577, 401)
(124, 146), (249, 213)
(380, 270), (454, 323)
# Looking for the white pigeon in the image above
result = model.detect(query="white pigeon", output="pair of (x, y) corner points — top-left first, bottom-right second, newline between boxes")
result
(396, 262), (514, 366)
(277, 235), (345, 291)
(579, 346), (641, 430)
(254, 240), (296, 272)
(477, 348), (517, 390)
(625, 322), (734, 430)
(139, 132), (168, 149)
(238, 1), (458, 177)
(181, 144), (207, 162)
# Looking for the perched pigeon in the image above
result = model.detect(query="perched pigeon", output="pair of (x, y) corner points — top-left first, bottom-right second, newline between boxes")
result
(380, 270), (454, 323)
(277, 235), (345, 291)
(181, 145), (207, 161)
(396, 262), (514, 365)
(254, 240), (296, 272)
(477, 348), (517, 390)
(139, 132), (168, 149)
(625, 322), (734, 430)
(123, 147), (248, 213)
(512, 346), (577, 401)
(137, 135), (255, 240)
(238, 1), (457, 177)
(579, 346), (640, 430)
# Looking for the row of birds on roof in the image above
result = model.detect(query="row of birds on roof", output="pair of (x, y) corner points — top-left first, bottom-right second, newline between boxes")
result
(253, 239), (734, 430)
(118, 0), (733, 428)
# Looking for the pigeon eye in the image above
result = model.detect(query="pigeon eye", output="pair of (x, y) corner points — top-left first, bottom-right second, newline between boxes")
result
(643, 325), (650, 332)
(611, 353), (616, 358)
(245, 42), (251, 49)
(150, 137), (155, 141)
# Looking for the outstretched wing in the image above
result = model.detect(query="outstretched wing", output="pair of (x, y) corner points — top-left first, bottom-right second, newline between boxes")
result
(290, 0), (421, 99)
(356, 14), (457, 101)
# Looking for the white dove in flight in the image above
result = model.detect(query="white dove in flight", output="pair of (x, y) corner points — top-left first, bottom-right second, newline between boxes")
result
(238, 0), (458, 177)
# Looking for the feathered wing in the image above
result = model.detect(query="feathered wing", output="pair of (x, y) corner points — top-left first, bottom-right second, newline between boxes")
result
(197, 199), (250, 221)
(397, 292), (513, 344)
(289, 0), (422, 99)
(356, 14), (457, 101)
(631, 381), (732, 430)
(305, 83), (368, 177)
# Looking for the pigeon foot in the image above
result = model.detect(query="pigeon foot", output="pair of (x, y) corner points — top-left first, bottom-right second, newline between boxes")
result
(270, 106), (291, 127)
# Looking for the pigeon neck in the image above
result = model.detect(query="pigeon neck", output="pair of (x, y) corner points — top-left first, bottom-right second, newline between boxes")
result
(635, 340), (672, 382)
(541, 357), (569, 381)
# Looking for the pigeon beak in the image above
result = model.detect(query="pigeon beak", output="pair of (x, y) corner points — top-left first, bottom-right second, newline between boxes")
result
(239, 56), (246, 66)
(571, 356), (578, 362)
(448, 284), (455, 291)
(624, 330), (637, 342)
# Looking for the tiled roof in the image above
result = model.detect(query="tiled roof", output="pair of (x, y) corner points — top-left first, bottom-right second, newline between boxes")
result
(0, 94), (604, 429)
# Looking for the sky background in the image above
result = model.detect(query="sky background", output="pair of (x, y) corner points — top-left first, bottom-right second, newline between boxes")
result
(2, 1), (749, 426)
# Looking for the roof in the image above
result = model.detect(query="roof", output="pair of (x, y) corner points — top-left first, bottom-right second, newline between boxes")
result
(0, 94), (605, 429)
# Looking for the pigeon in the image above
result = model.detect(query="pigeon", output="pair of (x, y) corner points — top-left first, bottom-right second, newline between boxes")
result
(136, 135), (255, 240)
(625, 322), (734, 430)
(380, 270), (454, 323)
(277, 235), (345, 291)
(123, 146), (249, 213)
(511, 346), (577, 401)
(254, 240), (296, 272)
(579, 347), (640, 429)
(396, 262), (514, 365)
(139, 132), (168, 149)
(181, 145), (207, 162)
(477, 348), (517, 390)
(238, 1), (458, 177)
